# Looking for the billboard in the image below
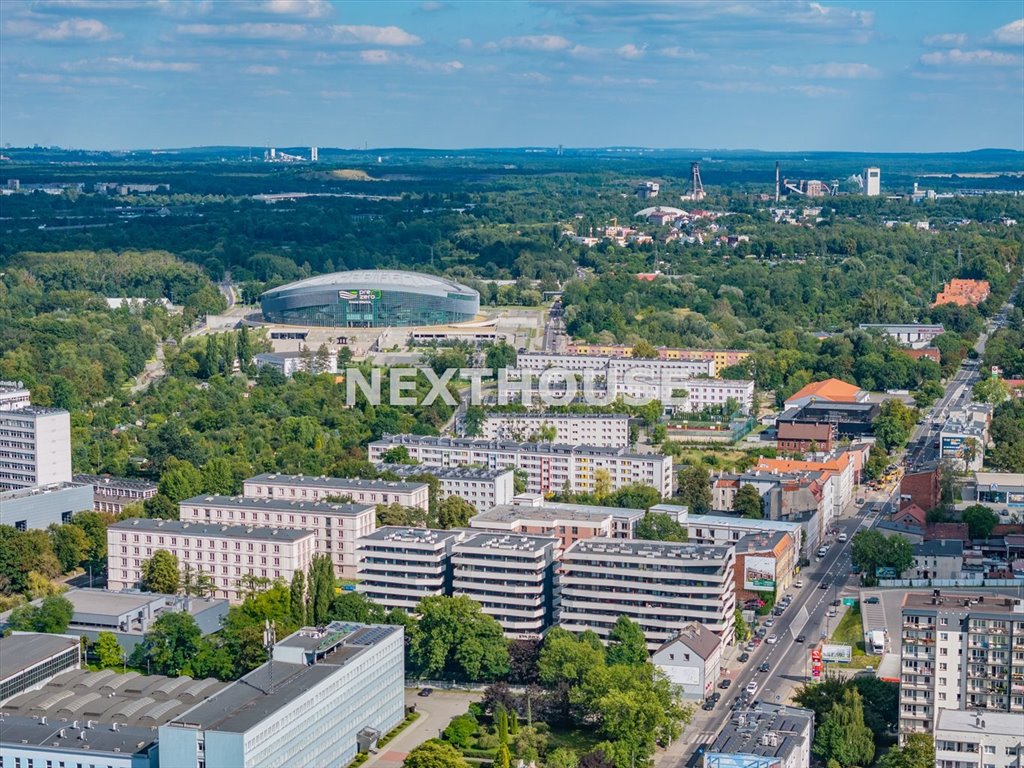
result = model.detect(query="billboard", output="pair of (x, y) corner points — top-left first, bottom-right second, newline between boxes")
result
(875, 566), (898, 579)
(743, 555), (777, 592)
(941, 436), (966, 458)
(810, 647), (823, 679)
(821, 644), (852, 663)
(1009, 492), (1024, 508)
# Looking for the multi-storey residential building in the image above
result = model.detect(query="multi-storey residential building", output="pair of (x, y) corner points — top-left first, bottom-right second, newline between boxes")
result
(934, 710), (1024, 768)
(0, 384), (71, 491)
(479, 413), (631, 448)
(107, 519), (317, 603)
(687, 514), (804, 564)
(564, 345), (751, 376)
(451, 533), (559, 638)
(469, 503), (615, 549)
(178, 495), (376, 578)
(356, 527), (464, 612)
(0, 481), (94, 530)
(858, 323), (945, 349)
(367, 436), (673, 498)
(734, 530), (798, 599)
(244, 472), (430, 511)
(559, 539), (736, 649)
(711, 469), (827, 551)
(505, 494), (645, 538)
(899, 591), (1024, 740)
(73, 473), (158, 514)
(756, 451), (857, 529)
(379, 464), (515, 510)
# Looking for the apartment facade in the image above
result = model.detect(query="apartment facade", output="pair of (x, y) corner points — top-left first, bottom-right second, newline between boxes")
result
(367, 436), (673, 498)
(564, 345), (751, 376)
(934, 710), (1024, 768)
(899, 591), (1024, 740)
(380, 464), (516, 510)
(451, 533), (559, 638)
(178, 495), (376, 578)
(0, 402), (71, 491)
(107, 519), (317, 602)
(356, 527), (463, 612)
(468, 503), (615, 549)
(559, 539), (736, 649)
(73, 473), (158, 514)
(244, 472), (430, 511)
(479, 413), (631, 448)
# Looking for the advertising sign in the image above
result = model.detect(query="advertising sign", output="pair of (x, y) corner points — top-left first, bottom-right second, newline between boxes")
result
(821, 644), (852, 663)
(842, 597), (857, 607)
(810, 647), (823, 679)
(1008, 492), (1024, 508)
(338, 289), (382, 301)
(743, 555), (777, 592)
(941, 436), (965, 458)
(875, 566), (898, 579)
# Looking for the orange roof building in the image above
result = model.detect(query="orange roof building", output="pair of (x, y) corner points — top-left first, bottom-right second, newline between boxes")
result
(784, 378), (866, 408)
(933, 278), (990, 307)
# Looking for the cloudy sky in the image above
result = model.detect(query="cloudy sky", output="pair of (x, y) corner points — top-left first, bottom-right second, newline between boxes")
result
(2, 0), (1022, 152)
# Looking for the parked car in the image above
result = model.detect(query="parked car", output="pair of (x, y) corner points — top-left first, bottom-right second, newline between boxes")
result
(738, 652), (750, 662)
(831, 598), (842, 607)
(418, 688), (433, 697)
(719, 679), (732, 689)
(865, 596), (880, 605)
(759, 662), (770, 673)
(710, 692), (721, 702)
(766, 634), (778, 645)
(702, 700), (715, 711)
(794, 579), (804, 588)
(764, 618), (775, 628)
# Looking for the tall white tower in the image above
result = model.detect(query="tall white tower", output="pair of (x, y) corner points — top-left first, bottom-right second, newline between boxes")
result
(310, 146), (318, 162)
(864, 167), (881, 196)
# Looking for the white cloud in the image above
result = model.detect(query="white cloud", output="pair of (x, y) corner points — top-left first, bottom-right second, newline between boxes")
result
(920, 48), (1021, 66)
(457, 38), (473, 50)
(785, 83), (842, 97)
(105, 56), (199, 72)
(258, 0), (332, 18)
(17, 73), (62, 83)
(805, 61), (879, 78)
(492, 35), (573, 52)
(330, 25), (422, 46)
(359, 50), (462, 73)
(992, 19), (1024, 46)
(360, 49), (397, 64)
(318, 89), (353, 98)
(176, 22), (307, 40)
(658, 46), (704, 60)
(4, 17), (119, 42)
(923, 33), (967, 47)
(420, 1), (448, 11)
(515, 71), (552, 84)
(569, 74), (657, 86)
(617, 43), (646, 59)
(244, 64), (280, 75)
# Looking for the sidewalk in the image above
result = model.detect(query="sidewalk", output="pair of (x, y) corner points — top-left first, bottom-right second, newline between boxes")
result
(362, 689), (480, 768)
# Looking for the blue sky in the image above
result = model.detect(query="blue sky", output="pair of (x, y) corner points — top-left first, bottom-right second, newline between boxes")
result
(1, 0), (1022, 152)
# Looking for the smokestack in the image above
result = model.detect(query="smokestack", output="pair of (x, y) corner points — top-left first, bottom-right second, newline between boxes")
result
(775, 161), (780, 203)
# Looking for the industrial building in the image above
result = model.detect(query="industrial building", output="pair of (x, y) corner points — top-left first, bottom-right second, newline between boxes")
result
(356, 527), (465, 612)
(378, 464), (516, 510)
(260, 269), (480, 327)
(244, 472), (431, 511)
(73, 473), (158, 514)
(368, 435), (674, 498)
(0, 632), (81, 703)
(558, 539), (736, 648)
(178, 494), (376, 579)
(857, 323), (944, 349)
(0, 481), (95, 530)
(107, 518), (317, 602)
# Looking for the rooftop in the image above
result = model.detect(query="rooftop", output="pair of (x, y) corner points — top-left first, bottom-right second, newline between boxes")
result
(566, 538), (732, 560)
(657, 622), (722, 660)
(179, 495), (376, 517)
(471, 504), (617, 526)
(688, 514), (803, 533)
(359, 526), (463, 544)
(913, 539), (965, 558)
(709, 703), (814, 761)
(784, 378), (863, 404)
(0, 715), (158, 757)
(972, 472), (1024, 488)
(0, 404), (69, 417)
(525, 500), (647, 520)
(246, 473), (429, 493)
(935, 708), (1024, 736)
(381, 464), (514, 480)
(261, 269), (477, 299)
(858, 323), (945, 332)
(902, 591), (1024, 614)
(109, 518), (316, 541)
(482, 412), (631, 421)
(371, 434), (667, 461)
(0, 481), (89, 502)
(73, 474), (158, 492)
(455, 532), (560, 553)
(734, 530), (790, 554)
(0, 633), (78, 681)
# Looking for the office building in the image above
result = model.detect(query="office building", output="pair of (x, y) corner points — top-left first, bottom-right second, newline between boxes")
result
(451, 532), (559, 638)
(367, 435), (674, 498)
(706, 702), (815, 768)
(73, 473), (158, 514)
(934, 710), (1024, 768)
(864, 166), (881, 197)
(0, 481), (94, 530)
(899, 591), (1024, 739)
(244, 472), (430, 511)
(253, 349), (339, 376)
(0, 588), (229, 651)
(0, 633), (80, 703)
(107, 518), (317, 602)
(179, 495), (375, 579)
(479, 413), (631, 448)
(559, 539), (736, 649)
(380, 464), (516, 510)
(356, 527), (464, 612)
(858, 323), (944, 349)
(160, 622), (405, 768)
(0, 382), (72, 491)
(652, 623), (724, 700)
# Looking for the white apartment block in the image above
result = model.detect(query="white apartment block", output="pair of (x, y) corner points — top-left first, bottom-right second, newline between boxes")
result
(452, 532), (559, 639)
(479, 413), (631, 448)
(517, 352), (714, 378)
(107, 518), (317, 603)
(559, 539), (736, 649)
(899, 591), (1024, 740)
(244, 472), (430, 511)
(934, 710), (1024, 768)
(179, 495), (376, 579)
(0, 387), (71, 491)
(858, 324), (945, 349)
(73, 473), (158, 514)
(469, 504), (615, 549)
(356, 527), (463, 612)
(687, 514), (804, 568)
(379, 464), (515, 511)
(368, 435), (673, 498)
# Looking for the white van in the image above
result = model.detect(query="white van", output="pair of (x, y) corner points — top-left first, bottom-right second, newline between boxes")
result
(817, 546), (828, 558)
(837, 533), (848, 543)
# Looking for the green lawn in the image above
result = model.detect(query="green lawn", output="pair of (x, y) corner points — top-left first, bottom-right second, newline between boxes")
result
(830, 603), (877, 668)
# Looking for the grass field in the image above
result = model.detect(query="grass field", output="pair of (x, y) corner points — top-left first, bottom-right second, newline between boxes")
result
(830, 603), (877, 669)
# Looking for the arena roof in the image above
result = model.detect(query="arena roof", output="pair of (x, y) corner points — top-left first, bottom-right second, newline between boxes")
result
(261, 269), (477, 299)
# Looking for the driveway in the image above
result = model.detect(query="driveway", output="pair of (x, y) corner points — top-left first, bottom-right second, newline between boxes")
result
(363, 689), (481, 768)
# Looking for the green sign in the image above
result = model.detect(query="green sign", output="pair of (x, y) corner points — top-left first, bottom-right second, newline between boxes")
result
(842, 597), (856, 607)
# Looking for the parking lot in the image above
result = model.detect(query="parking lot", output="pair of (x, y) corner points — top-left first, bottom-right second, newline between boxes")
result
(361, 688), (481, 768)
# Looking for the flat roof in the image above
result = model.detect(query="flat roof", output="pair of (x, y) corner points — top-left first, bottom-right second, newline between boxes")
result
(688, 514), (803, 533)
(72, 474), (158, 492)
(180, 494), (377, 516)
(482, 412), (631, 421)
(455, 532), (559, 552)
(246, 473), (428, 492)
(0, 715), (157, 757)
(903, 591), (1024, 614)
(109, 518), (315, 541)
(734, 530), (790, 554)
(536, 500), (647, 520)
(710, 703), (814, 761)
(0, 404), (68, 416)
(858, 323), (944, 332)
(972, 472), (1024, 487)
(935, 708), (1024, 736)
(381, 464), (513, 480)
(370, 435), (668, 461)
(0, 482), (89, 502)
(566, 538), (732, 560)
(0, 633), (78, 681)
(471, 504), (615, 525)
(359, 526), (462, 544)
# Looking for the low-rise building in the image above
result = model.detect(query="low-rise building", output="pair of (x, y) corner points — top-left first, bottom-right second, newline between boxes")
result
(368, 435), (674, 498)
(356, 527), (463, 612)
(107, 518), (317, 602)
(934, 709), (1024, 768)
(858, 323), (945, 349)
(776, 421), (836, 453)
(961, 472), (1024, 515)
(0, 481), (94, 530)
(179, 494), (376, 579)
(469, 503), (619, 549)
(254, 348), (338, 376)
(940, 404), (993, 472)
(652, 623), (724, 700)
(783, 378), (867, 409)
(160, 622), (405, 768)
(452, 532), (559, 638)
(934, 279), (990, 307)
(479, 413), (631, 448)
(735, 530), (797, 599)
(380, 464), (516, 510)
(511, 494), (645, 538)
(777, 401), (880, 438)
(706, 703), (815, 768)
(908, 540), (965, 580)
(73, 473), (158, 514)
(244, 472), (430, 511)
(0, 633), (80, 704)
(559, 539), (736, 649)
